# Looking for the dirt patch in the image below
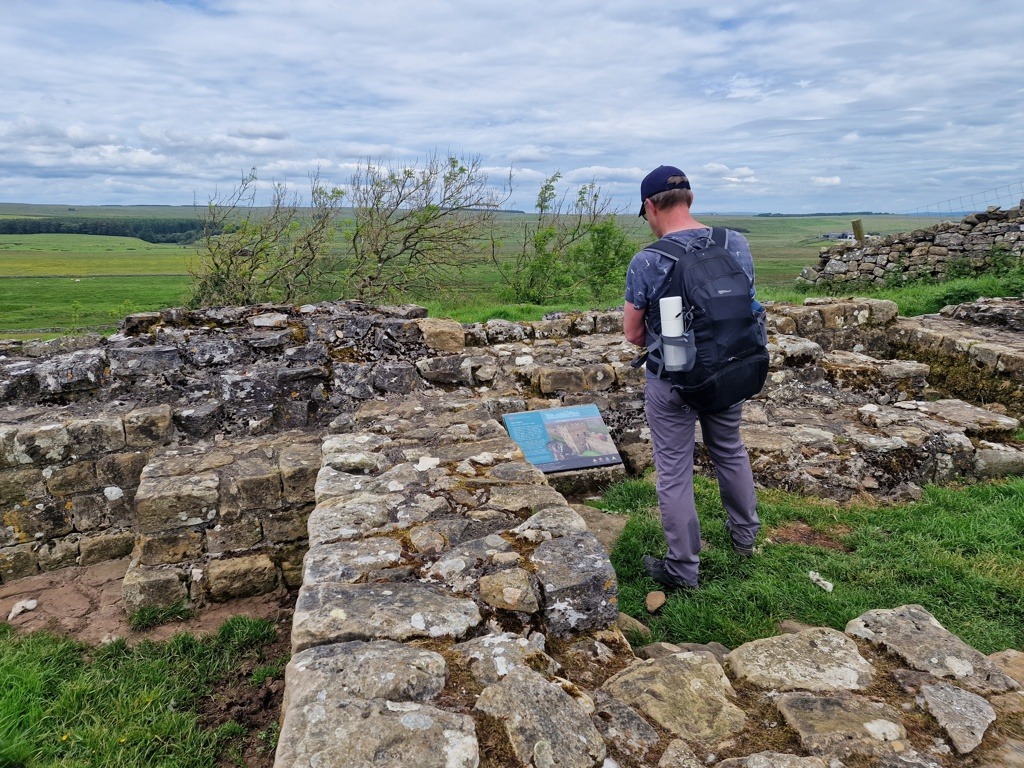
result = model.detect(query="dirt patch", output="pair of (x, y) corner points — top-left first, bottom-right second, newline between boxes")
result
(199, 621), (292, 768)
(2, 558), (297, 767)
(767, 520), (852, 552)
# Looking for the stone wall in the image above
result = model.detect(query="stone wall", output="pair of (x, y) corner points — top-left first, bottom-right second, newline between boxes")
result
(4, 297), (1024, 594)
(797, 202), (1024, 288)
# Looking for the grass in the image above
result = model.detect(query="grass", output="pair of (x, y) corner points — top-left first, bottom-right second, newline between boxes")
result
(0, 233), (193, 337)
(127, 601), (194, 631)
(0, 616), (280, 768)
(605, 474), (1024, 653)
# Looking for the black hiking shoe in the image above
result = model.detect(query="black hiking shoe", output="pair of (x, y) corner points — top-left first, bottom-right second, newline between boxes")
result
(731, 539), (755, 558)
(642, 556), (698, 591)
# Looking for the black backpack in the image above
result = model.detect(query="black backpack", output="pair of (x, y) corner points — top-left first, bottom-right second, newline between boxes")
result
(645, 228), (769, 413)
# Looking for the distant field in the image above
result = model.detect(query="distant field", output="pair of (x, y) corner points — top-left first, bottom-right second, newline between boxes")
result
(0, 231), (193, 336)
(0, 234), (192, 275)
(0, 204), (938, 337)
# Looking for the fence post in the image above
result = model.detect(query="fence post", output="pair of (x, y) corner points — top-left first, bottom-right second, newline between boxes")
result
(851, 219), (865, 243)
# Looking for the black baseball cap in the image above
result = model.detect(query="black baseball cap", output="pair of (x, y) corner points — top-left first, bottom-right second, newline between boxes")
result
(639, 165), (690, 216)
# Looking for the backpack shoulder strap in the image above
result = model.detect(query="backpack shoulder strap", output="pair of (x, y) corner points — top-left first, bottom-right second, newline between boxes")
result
(644, 236), (687, 263)
(710, 227), (729, 249)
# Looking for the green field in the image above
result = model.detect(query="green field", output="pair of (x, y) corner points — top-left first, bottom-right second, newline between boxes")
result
(0, 232), (193, 335)
(0, 205), (939, 337)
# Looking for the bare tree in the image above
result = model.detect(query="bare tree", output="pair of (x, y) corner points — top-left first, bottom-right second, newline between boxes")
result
(339, 152), (506, 303)
(188, 168), (343, 308)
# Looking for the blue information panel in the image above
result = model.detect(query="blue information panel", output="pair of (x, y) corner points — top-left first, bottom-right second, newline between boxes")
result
(502, 404), (623, 473)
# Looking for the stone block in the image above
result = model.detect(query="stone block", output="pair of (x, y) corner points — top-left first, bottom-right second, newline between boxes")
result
(172, 401), (224, 437)
(35, 349), (108, 395)
(220, 456), (282, 513)
(138, 529), (206, 565)
(0, 467), (46, 507)
(484, 318), (529, 343)
(530, 532), (618, 636)
(206, 553), (278, 601)
(96, 451), (147, 488)
(285, 640), (447, 710)
(68, 491), (123, 532)
(43, 461), (100, 497)
(602, 652), (746, 743)
(279, 441), (321, 504)
(478, 567), (540, 613)
(107, 344), (183, 377)
(134, 471), (220, 533)
(536, 366), (587, 394)
(0, 543), (38, 582)
(206, 514), (263, 554)
(67, 416), (126, 456)
(582, 363), (616, 390)
(275, 697), (477, 768)
(476, 667), (605, 768)
(969, 342), (1013, 370)
(79, 532), (135, 565)
(486, 484), (566, 514)
(594, 311), (623, 334)
(122, 561), (187, 612)
(14, 423), (72, 464)
(371, 362), (418, 394)
(416, 317), (466, 352)
(728, 628), (874, 692)
(775, 692), (908, 759)
(546, 464), (628, 498)
(37, 536), (80, 570)
(261, 506), (310, 543)
(847, 604), (1019, 695)
(291, 582), (481, 653)
(997, 351), (1024, 381)
(2, 502), (73, 547)
(533, 318), (572, 339)
(124, 404), (174, 447)
(415, 355), (474, 386)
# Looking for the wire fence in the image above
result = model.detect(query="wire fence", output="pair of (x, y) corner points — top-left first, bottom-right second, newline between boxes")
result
(888, 180), (1024, 232)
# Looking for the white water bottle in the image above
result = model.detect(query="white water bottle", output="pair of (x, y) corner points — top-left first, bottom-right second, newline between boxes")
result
(660, 296), (694, 372)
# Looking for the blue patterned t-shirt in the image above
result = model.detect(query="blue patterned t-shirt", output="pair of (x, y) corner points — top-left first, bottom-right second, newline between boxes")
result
(624, 227), (758, 377)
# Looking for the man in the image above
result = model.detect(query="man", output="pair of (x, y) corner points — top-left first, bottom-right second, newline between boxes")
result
(623, 165), (760, 591)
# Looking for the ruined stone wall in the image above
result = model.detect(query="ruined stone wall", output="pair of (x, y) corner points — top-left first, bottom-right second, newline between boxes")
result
(3, 297), (1024, 597)
(0, 302), (635, 593)
(797, 202), (1024, 288)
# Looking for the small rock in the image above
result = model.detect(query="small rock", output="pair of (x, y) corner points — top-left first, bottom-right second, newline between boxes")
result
(646, 591), (666, 613)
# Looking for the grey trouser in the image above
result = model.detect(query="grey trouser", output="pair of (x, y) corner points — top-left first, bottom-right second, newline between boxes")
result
(644, 377), (760, 586)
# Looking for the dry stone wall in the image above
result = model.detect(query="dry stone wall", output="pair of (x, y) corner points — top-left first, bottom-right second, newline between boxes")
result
(797, 202), (1024, 288)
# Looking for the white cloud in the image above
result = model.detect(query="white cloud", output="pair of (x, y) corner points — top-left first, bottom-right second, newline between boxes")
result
(0, 0), (1021, 212)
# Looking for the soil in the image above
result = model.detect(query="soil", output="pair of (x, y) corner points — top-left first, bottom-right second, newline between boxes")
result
(1, 558), (297, 768)
(767, 520), (853, 552)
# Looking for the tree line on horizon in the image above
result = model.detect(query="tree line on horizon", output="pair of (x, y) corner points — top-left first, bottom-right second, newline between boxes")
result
(0, 215), (209, 244)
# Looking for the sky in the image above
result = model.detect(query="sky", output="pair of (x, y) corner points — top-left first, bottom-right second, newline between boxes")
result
(2, 0), (1023, 214)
